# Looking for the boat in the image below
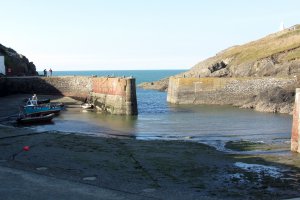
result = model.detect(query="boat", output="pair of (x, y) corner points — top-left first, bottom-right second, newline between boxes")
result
(81, 103), (94, 109)
(23, 99), (63, 115)
(17, 113), (55, 124)
(24, 97), (63, 108)
(23, 105), (62, 115)
(23, 104), (62, 115)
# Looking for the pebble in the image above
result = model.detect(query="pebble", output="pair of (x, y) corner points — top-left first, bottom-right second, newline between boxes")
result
(82, 176), (97, 181)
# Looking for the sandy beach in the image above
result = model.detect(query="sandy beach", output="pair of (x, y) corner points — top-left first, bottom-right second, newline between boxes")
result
(1, 95), (300, 199)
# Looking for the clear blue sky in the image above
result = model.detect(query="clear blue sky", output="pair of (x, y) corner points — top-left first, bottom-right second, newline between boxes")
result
(0, 0), (299, 71)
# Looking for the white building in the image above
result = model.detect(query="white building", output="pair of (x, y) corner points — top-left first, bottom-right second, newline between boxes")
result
(0, 56), (5, 75)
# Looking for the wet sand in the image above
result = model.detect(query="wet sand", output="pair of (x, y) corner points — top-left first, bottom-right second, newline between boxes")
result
(1, 95), (300, 199)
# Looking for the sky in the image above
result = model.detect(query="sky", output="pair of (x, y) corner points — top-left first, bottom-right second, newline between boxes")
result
(0, 0), (300, 71)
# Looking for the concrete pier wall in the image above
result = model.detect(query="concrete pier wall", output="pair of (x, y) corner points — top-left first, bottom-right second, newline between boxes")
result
(0, 76), (138, 115)
(91, 77), (137, 115)
(291, 88), (300, 152)
(167, 77), (296, 105)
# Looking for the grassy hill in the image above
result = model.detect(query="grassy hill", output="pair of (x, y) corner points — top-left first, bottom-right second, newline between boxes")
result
(224, 26), (300, 64)
(186, 24), (300, 78)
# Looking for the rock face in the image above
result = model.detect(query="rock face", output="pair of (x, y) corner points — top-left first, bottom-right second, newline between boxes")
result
(0, 43), (38, 76)
(240, 86), (296, 114)
(138, 78), (169, 91)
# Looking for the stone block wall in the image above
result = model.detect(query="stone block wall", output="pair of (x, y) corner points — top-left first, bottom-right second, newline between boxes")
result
(167, 77), (297, 105)
(0, 76), (137, 115)
(0, 76), (91, 98)
(91, 77), (137, 115)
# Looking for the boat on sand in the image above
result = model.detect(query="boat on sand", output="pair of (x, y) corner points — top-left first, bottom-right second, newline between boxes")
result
(17, 113), (55, 124)
(23, 98), (50, 104)
(23, 99), (63, 115)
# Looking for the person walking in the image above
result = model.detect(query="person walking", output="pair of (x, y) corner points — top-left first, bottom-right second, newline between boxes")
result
(49, 68), (53, 76)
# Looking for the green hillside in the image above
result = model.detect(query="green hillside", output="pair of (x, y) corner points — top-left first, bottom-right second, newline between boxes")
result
(223, 25), (300, 64)
(188, 24), (300, 77)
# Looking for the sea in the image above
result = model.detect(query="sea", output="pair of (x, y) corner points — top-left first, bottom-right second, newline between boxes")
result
(35, 70), (292, 152)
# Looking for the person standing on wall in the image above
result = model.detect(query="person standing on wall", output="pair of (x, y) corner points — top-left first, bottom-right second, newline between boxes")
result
(49, 68), (53, 76)
(43, 69), (47, 76)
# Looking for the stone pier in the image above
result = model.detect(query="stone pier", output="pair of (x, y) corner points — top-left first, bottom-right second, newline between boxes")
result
(0, 76), (138, 115)
(91, 77), (138, 115)
(291, 88), (300, 152)
(167, 77), (296, 105)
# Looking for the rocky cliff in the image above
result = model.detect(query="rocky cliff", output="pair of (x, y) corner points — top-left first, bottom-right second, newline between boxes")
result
(0, 43), (38, 76)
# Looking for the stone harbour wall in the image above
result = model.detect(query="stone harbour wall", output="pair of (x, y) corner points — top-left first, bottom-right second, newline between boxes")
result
(91, 77), (137, 115)
(167, 77), (297, 105)
(0, 76), (138, 115)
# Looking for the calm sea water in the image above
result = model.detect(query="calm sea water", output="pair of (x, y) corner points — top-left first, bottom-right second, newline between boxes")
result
(36, 70), (292, 151)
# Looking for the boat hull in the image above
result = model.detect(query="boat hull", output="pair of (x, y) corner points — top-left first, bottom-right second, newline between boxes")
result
(17, 113), (55, 124)
(23, 105), (62, 115)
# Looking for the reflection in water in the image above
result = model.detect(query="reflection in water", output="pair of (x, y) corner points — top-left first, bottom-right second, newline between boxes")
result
(32, 88), (292, 151)
(35, 106), (137, 138)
